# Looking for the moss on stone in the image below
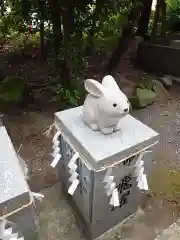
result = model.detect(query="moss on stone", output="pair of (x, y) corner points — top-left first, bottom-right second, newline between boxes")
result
(149, 168), (180, 204)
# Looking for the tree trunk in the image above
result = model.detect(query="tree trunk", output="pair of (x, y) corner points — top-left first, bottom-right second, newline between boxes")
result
(0, 0), (5, 17)
(104, 2), (142, 75)
(48, 0), (63, 50)
(86, 2), (101, 54)
(39, 0), (45, 58)
(151, 0), (160, 39)
(61, 3), (75, 87)
(40, 18), (45, 57)
(136, 0), (153, 37)
(48, 0), (72, 88)
(160, 0), (166, 37)
(61, 4), (74, 42)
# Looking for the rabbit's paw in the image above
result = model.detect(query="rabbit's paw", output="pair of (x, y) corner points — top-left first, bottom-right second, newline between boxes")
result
(101, 127), (114, 135)
(114, 122), (121, 132)
(90, 123), (99, 131)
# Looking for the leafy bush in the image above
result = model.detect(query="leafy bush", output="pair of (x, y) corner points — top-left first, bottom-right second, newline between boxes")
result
(5, 31), (42, 50)
(167, 0), (180, 31)
(94, 13), (127, 52)
(0, 76), (25, 103)
(50, 84), (80, 106)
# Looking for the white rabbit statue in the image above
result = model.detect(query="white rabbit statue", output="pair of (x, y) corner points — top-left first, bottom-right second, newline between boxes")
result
(83, 75), (130, 135)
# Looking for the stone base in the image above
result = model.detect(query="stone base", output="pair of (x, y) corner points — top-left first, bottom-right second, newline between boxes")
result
(155, 222), (180, 240)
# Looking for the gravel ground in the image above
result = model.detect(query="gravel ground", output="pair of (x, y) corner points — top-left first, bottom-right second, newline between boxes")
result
(132, 85), (178, 169)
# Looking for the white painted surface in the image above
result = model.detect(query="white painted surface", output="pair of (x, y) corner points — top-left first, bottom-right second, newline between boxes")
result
(55, 106), (159, 170)
(0, 126), (28, 204)
(83, 75), (130, 134)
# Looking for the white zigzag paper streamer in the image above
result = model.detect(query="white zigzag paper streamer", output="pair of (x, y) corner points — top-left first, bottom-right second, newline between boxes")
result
(51, 130), (61, 168)
(134, 160), (144, 177)
(141, 173), (148, 190)
(135, 151), (150, 191)
(68, 152), (79, 195)
(0, 219), (24, 240)
(110, 188), (120, 207)
(32, 192), (44, 201)
(103, 168), (119, 207)
(53, 130), (61, 143)
(52, 140), (60, 149)
(53, 146), (60, 153)
(0, 219), (6, 239)
(51, 153), (61, 168)
(68, 179), (79, 196)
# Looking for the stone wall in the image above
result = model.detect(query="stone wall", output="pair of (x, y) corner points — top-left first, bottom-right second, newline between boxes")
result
(135, 42), (180, 77)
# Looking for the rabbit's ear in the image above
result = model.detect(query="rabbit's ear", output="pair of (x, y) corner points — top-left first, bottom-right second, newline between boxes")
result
(102, 75), (120, 92)
(85, 79), (105, 97)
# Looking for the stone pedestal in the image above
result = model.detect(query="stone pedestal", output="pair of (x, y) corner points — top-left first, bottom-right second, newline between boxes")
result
(170, 40), (180, 49)
(0, 126), (38, 240)
(54, 106), (160, 239)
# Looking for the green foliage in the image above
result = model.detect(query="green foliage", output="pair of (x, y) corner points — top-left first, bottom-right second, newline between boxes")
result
(167, 0), (180, 10)
(29, 32), (41, 48)
(66, 38), (88, 82)
(167, 0), (180, 31)
(0, 0), (137, 106)
(50, 84), (80, 106)
(6, 32), (28, 48)
(98, 14), (124, 38)
(150, 167), (180, 204)
(0, 76), (25, 103)
(93, 13), (128, 53)
(6, 31), (43, 50)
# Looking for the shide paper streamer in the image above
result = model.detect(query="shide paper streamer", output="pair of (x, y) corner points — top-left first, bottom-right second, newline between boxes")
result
(103, 168), (120, 207)
(50, 128), (80, 196)
(134, 151), (151, 191)
(32, 192), (44, 201)
(51, 130), (61, 168)
(0, 190), (44, 240)
(50, 128), (151, 200)
(68, 152), (80, 195)
(0, 219), (24, 240)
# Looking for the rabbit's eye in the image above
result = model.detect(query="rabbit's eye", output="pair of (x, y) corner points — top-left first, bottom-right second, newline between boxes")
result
(127, 100), (129, 104)
(113, 103), (117, 107)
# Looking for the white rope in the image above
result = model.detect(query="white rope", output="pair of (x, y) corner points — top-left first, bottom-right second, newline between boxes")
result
(31, 192), (44, 201)
(0, 189), (33, 240)
(0, 191), (34, 220)
(52, 124), (153, 200)
(0, 127), (45, 239)
(0, 188), (44, 239)
(54, 123), (158, 172)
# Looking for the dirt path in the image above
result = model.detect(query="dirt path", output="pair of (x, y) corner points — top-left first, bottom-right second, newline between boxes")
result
(2, 110), (56, 191)
(133, 87), (177, 169)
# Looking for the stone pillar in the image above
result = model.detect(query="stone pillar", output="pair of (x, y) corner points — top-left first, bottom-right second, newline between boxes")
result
(52, 106), (159, 239)
(0, 126), (38, 240)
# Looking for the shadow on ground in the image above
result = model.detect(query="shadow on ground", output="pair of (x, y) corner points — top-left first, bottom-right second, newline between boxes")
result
(37, 183), (178, 240)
